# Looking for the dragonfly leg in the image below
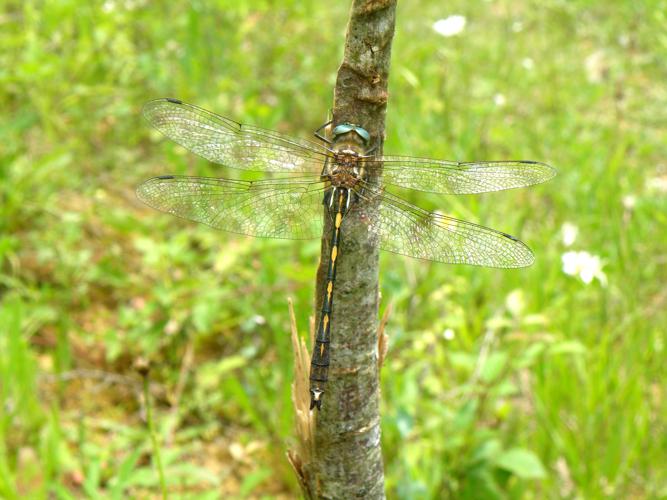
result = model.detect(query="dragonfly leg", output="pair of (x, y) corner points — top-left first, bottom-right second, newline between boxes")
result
(314, 119), (333, 144)
(328, 187), (338, 209)
(364, 142), (379, 156)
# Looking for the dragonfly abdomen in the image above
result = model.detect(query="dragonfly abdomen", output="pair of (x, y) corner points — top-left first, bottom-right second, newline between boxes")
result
(309, 187), (348, 410)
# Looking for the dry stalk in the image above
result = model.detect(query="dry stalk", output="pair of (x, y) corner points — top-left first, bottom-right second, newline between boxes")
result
(286, 298), (315, 497)
(377, 302), (392, 369)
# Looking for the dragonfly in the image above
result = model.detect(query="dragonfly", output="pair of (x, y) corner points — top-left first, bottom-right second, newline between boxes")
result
(137, 98), (555, 410)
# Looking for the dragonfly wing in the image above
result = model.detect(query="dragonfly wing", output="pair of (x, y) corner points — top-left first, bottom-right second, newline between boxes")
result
(374, 156), (556, 194)
(143, 98), (330, 173)
(366, 189), (534, 267)
(137, 175), (325, 240)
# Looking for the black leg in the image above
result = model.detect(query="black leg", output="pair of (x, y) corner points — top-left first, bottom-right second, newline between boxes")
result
(314, 119), (333, 144)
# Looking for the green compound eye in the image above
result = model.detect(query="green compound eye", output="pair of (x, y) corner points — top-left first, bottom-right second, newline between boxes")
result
(332, 123), (371, 144)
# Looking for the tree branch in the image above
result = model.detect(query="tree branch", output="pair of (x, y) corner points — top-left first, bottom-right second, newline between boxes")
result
(299, 1), (397, 498)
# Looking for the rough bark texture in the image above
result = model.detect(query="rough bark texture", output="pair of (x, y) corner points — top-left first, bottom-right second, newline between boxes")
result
(305, 1), (397, 498)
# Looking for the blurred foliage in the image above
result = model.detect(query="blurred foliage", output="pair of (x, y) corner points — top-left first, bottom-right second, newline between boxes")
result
(1, 0), (666, 498)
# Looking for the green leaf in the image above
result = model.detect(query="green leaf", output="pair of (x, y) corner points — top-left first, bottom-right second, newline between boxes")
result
(494, 448), (547, 479)
(52, 483), (77, 500)
(239, 466), (272, 496)
(471, 438), (502, 464)
(549, 340), (587, 356)
(517, 342), (546, 368)
(197, 355), (249, 389)
(110, 448), (143, 499)
(452, 400), (478, 432)
(82, 457), (102, 497)
(396, 407), (414, 438)
(449, 351), (477, 372)
(480, 352), (508, 383)
(461, 466), (503, 500)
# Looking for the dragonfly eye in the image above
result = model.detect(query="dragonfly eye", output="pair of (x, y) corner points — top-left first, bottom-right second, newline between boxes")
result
(333, 123), (371, 145)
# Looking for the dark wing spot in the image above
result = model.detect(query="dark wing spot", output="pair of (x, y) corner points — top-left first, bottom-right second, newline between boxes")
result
(157, 175), (175, 180)
(165, 97), (183, 104)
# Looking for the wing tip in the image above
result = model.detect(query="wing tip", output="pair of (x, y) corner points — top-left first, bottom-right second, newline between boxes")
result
(509, 239), (536, 268)
(135, 185), (149, 205)
(509, 254), (535, 268)
(507, 160), (557, 184)
(518, 160), (557, 184)
(494, 231), (535, 268)
(535, 161), (557, 181)
(135, 176), (173, 206)
(142, 97), (185, 119)
(491, 159), (558, 183)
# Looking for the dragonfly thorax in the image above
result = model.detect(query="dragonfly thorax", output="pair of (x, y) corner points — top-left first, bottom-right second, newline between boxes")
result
(327, 148), (366, 189)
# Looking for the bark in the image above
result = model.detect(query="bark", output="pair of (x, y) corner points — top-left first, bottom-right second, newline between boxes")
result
(305, 1), (397, 498)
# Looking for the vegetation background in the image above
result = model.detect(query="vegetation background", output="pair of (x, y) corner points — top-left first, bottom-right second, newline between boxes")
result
(1, 0), (666, 498)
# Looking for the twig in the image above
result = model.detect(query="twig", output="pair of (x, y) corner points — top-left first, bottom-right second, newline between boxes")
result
(167, 340), (195, 445)
(377, 302), (392, 369)
(136, 359), (168, 499)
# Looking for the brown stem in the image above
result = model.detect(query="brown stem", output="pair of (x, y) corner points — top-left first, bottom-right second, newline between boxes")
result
(305, 1), (397, 498)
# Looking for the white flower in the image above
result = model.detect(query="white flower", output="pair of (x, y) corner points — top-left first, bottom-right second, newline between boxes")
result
(622, 195), (636, 210)
(493, 93), (506, 107)
(647, 176), (667, 193)
(522, 57), (535, 71)
(443, 328), (455, 340)
(561, 222), (578, 247)
(433, 15), (467, 37)
(562, 251), (607, 285)
(252, 314), (266, 325)
(164, 319), (179, 336)
(505, 289), (526, 317)
(585, 50), (607, 83)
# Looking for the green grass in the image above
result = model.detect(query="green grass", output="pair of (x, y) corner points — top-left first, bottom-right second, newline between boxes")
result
(1, 0), (666, 498)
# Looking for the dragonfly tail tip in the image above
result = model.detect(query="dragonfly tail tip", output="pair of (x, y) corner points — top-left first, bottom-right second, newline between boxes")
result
(309, 389), (323, 410)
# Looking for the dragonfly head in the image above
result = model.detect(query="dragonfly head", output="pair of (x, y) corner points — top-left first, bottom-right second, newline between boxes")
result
(332, 123), (371, 146)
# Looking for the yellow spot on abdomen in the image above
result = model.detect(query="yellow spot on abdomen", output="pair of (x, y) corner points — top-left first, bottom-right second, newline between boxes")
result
(335, 212), (342, 228)
(320, 343), (325, 356)
(323, 314), (329, 330)
(331, 246), (338, 262)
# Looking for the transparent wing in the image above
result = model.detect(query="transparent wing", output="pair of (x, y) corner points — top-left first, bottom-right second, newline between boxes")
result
(143, 98), (330, 173)
(137, 175), (326, 240)
(361, 188), (534, 268)
(371, 156), (556, 194)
